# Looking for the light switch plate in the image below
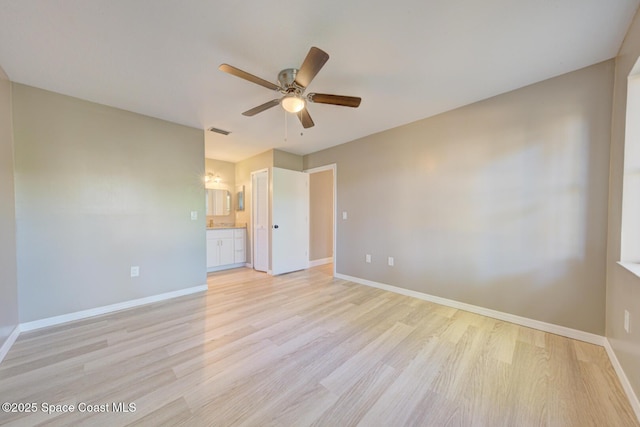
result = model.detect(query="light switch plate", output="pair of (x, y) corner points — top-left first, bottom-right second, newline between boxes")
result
(388, 257), (394, 266)
(342, 211), (348, 220)
(191, 211), (198, 220)
(366, 254), (371, 263)
(131, 266), (140, 277)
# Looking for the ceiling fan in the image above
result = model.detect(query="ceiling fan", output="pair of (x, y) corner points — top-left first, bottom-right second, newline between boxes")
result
(219, 47), (361, 129)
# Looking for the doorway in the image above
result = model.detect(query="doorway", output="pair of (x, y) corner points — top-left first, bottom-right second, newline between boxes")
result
(306, 164), (336, 276)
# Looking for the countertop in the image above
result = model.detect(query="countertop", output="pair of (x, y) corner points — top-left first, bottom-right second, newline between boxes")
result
(207, 223), (247, 230)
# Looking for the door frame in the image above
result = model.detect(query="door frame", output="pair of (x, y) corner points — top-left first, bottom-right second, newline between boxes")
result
(251, 168), (269, 273)
(304, 163), (337, 277)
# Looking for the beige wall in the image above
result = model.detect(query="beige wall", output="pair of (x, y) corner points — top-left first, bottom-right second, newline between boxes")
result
(606, 6), (640, 402)
(274, 149), (303, 171)
(305, 60), (614, 335)
(205, 158), (236, 225)
(309, 169), (334, 261)
(0, 65), (18, 347)
(13, 84), (206, 322)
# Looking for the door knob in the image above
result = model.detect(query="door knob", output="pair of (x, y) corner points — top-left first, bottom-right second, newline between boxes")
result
(273, 224), (279, 229)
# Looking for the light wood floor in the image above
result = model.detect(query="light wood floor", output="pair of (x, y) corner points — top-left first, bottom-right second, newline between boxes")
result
(0, 265), (637, 426)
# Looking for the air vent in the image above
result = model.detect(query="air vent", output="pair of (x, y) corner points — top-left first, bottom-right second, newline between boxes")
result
(208, 127), (231, 136)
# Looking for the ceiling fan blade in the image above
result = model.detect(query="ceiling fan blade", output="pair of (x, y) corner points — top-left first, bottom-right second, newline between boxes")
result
(242, 99), (280, 116)
(308, 93), (361, 108)
(219, 64), (280, 91)
(297, 107), (315, 129)
(294, 47), (329, 88)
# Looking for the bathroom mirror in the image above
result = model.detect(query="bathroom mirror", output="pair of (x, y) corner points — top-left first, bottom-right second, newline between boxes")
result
(206, 189), (231, 216)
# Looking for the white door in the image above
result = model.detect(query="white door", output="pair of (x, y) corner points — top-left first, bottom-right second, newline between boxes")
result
(252, 169), (269, 272)
(272, 167), (309, 275)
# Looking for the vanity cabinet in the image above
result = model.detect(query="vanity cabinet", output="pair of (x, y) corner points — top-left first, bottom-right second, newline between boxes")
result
(234, 228), (246, 263)
(206, 229), (234, 268)
(207, 228), (246, 272)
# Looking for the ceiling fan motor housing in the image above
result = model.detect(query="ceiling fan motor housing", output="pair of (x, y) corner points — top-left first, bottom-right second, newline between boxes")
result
(278, 68), (301, 92)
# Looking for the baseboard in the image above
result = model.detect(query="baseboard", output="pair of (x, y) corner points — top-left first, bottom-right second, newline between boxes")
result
(309, 257), (333, 267)
(245, 262), (253, 268)
(19, 284), (208, 332)
(207, 263), (246, 273)
(604, 338), (640, 422)
(0, 325), (20, 364)
(335, 273), (605, 346)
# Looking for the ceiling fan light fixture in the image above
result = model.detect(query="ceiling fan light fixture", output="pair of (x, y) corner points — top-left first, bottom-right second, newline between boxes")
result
(281, 95), (305, 113)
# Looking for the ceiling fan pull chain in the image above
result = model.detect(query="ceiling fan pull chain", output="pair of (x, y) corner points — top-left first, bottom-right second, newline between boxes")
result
(284, 110), (288, 141)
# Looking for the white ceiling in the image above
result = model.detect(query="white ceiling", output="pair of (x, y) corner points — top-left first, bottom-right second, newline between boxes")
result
(0, 1), (638, 163)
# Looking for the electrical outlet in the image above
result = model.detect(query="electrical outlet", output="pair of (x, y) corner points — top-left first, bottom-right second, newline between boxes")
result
(130, 266), (140, 278)
(365, 254), (371, 263)
(624, 310), (630, 333)
(388, 257), (394, 267)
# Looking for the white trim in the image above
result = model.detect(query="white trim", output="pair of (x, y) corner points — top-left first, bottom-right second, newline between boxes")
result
(0, 326), (20, 364)
(19, 284), (208, 332)
(245, 262), (253, 268)
(604, 338), (640, 422)
(207, 262), (246, 273)
(618, 261), (640, 279)
(335, 273), (605, 346)
(309, 257), (333, 267)
(304, 164), (336, 174)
